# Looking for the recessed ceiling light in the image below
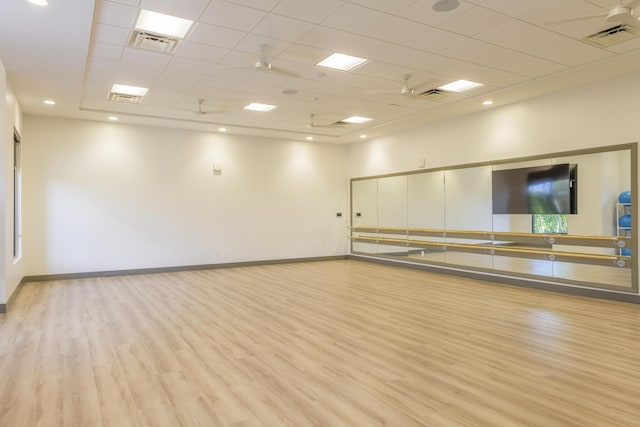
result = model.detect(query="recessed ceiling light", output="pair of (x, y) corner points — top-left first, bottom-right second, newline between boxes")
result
(317, 53), (368, 71)
(342, 116), (373, 124)
(218, 127), (227, 132)
(28, 0), (48, 5)
(483, 100), (494, 106)
(135, 9), (193, 38)
(243, 103), (277, 112)
(43, 99), (55, 105)
(108, 116), (118, 121)
(110, 84), (149, 97)
(438, 79), (484, 93)
(360, 134), (367, 139)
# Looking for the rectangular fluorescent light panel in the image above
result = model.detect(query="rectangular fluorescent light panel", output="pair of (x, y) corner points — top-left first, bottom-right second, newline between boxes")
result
(342, 116), (373, 124)
(317, 53), (368, 71)
(111, 84), (149, 97)
(438, 79), (483, 93)
(135, 10), (193, 38)
(243, 103), (277, 112)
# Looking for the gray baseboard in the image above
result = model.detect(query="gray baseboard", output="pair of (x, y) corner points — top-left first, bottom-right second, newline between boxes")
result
(349, 254), (640, 305)
(22, 255), (349, 283)
(0, 278), (28, 313)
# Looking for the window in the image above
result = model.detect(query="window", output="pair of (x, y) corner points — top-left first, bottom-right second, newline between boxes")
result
(13, 129), (22, 258)
(532, 214), (567, 234)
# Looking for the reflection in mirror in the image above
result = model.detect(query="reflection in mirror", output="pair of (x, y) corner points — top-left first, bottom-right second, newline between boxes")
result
(444, 166), (493, 269)
(408, 172), (446, 264)
(377, 176), (408, 258)
(350, 145), (636, 293)
(351, 179), (378, 254)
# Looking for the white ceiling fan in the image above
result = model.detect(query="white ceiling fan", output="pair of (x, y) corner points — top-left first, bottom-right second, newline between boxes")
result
(222, 44), (301, 78)
(306, 113), (346, 129)
(179, 99), (225, 116)
(547, 0), (640, 29)
(366, 75), (434, 97)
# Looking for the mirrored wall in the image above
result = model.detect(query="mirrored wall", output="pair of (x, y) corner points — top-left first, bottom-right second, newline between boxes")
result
(350, 144), (637, 293)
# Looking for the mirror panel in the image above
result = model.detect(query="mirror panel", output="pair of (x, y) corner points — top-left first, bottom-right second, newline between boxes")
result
(350, 144), (636, 293)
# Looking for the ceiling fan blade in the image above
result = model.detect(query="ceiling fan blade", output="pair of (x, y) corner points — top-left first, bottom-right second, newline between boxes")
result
(268, 65), (301, 78)
(546, 13), (607, 25)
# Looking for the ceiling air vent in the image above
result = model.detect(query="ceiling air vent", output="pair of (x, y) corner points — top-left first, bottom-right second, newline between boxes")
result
(130, 31), (180, 54)
(583, 24), (639, 47)
(107, 92), (144, 104)
(417, 88), (452, 101)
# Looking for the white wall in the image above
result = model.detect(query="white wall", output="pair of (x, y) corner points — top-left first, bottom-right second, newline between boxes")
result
(23, 116), (349, 275)
(0, 59), (24, 306)
(348, 72), (640, 293)
(349, 72), (640, 177)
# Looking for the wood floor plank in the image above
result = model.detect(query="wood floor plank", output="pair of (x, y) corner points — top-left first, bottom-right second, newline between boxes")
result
(1, 259), (639, 426)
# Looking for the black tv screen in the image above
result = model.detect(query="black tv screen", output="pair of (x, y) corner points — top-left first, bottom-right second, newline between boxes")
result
(492, 164), (577, 214)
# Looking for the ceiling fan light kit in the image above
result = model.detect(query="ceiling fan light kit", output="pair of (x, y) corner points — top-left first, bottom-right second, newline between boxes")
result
(432, 0), (460, 13)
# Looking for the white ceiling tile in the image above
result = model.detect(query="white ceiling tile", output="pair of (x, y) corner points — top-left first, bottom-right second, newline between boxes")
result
(91, 23), (131, 46)
(408, 51), (467, 75)
(469, 45), (567, 77)
(297, 26), (359, 51)
(519, 0), (608, 39)
(95, 0), (138, 28)
(90, 42), (124, 60)
(439, 6), (511, 36)
(223, 0), (281, 11)
(402, 27), (465, 53)
(107, 0), (141, 7)
(277, 44), (332, 66)
(322, 4), (391, 35)
(342, 37), (398, 59)
(120, 47), (173, 67)
(374, 45), (427, 67)
(272, 0), (345, 24)
(139, 0), (211, 21)
(114, 61), (165, 82)
(560, 48), (613, 67)
(350, 0), (418, 14)
(251, 14), (315, 42)
(425, 35), (502, 63)
(206, 66), (255, 82)
(188, 23), (247, 49)
(350, 61), (403, 78)
(480, 0), (554, 17)
(234, 35), (292, 58)
(200, 1), (268, 32)
(477, 19), (608, 65)
(155, 70), (203, 91)
(167, 57), (217, 74)
(607, 37), (640, 54)
(367, 17), (429, 45)
(399, 0), (476, 26)
(141, 90), (186, 107)
(175, 41), (229, 63)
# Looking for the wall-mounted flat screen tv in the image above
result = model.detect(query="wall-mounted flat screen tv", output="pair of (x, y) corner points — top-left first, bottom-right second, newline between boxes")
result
(492, 163), (577, 214)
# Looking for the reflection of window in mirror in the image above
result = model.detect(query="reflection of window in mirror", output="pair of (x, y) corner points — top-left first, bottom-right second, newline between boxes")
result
(532, 214), (567, 234)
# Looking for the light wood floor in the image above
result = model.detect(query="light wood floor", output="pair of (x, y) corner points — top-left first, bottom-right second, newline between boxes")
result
(1, 260), (639, 427)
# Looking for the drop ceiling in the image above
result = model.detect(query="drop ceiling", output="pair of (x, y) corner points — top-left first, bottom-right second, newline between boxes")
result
(2, 0), (640, 143)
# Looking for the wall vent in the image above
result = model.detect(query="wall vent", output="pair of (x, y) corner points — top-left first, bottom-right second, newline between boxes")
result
(107, 92), (144, 104)
(130, 31), (180, 54)
(417, 88), (452, 101)
(583, 24), (639, 47)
